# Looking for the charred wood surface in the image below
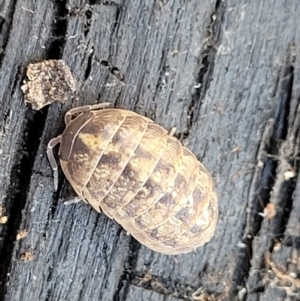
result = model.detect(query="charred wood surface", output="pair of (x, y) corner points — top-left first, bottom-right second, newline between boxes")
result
(0, 0), (299, 300)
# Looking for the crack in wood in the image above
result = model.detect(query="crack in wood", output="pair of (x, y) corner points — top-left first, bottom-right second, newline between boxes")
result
(245, 118), (276, 236)
(129, 270), (222, 300)
(48, 0), (69, 59)
(0, 109), (47, 299)
(0, 0), (17, 67)
(109, 1), (121, 36)
(186, 0), (224, 134)
(84, 46), (94, 80)
(231, 45), (299, 299)
(83, 5), (93, 38)
(89, 0), (120, 6)
(113, 236), (141, 301)
(0, 1), (74, 298)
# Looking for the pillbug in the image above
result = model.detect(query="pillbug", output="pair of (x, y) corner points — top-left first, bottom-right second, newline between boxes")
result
(47, 103), (218, 255)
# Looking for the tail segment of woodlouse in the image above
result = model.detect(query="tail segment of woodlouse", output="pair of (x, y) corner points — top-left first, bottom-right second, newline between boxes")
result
(124, 164), (217, 254)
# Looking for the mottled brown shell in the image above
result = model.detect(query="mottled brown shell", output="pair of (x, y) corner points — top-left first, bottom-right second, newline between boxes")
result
(56, 107), (218, 255)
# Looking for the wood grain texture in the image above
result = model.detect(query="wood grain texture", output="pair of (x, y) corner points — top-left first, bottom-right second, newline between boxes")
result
(124, 285), (179, 301)
(0, 0), (299, 300)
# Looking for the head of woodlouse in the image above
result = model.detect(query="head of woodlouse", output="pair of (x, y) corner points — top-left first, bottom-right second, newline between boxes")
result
(47, 104), (218, 255)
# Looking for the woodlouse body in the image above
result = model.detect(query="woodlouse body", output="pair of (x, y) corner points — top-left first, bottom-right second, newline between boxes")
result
(47, 103), (218, 255)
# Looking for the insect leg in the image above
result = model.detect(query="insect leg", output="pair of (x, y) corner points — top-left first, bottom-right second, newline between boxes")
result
(64, 196), (86, 205)
(47, 136), (61, 190)
(64, 102), (111, 124)
(168, 127), (176, 137)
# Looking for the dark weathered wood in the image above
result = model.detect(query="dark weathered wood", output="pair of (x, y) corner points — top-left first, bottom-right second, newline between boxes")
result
(0, 0), (299, 300)
(124, 285), (179, 301)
